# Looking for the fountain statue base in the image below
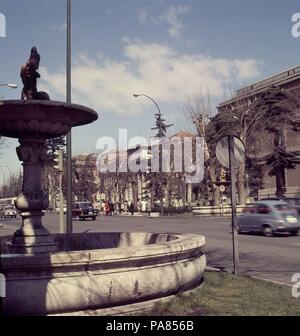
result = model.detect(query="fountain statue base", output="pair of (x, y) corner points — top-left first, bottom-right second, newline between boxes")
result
(0, 100), (98, 254)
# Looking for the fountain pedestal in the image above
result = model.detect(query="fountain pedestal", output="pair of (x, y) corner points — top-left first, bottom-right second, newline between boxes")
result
(11, 138), (57, 253)
(0, 100), (98, 254)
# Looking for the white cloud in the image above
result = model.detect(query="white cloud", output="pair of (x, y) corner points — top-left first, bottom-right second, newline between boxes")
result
(39, 42), (261, 116)
(162, 5), (191, 39)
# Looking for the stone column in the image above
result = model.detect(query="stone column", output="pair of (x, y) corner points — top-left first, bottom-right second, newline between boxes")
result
(10, 138), (58, 254)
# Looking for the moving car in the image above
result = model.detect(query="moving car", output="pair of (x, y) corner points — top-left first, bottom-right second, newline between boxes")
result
(0, 205), (17, 218)
(72, 202), (99, 221)
(260, 197), (300, 215)
(238, 201), (300, 237)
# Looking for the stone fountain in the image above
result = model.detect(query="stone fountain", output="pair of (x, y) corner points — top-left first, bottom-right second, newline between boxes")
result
(0, 48), (206, 315)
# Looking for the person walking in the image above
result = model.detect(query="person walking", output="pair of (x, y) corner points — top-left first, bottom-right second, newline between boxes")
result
(104, 201), (110, 216)
(146, 199), (151, 217)
(129, 202), (134, 216)
(141, 199), (147, 216)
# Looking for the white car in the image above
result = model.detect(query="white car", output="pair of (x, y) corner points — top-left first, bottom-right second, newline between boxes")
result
(0, 205), (17, 218)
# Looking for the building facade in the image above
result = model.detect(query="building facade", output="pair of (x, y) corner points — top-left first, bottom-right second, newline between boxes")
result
(218, 65), (300, 198)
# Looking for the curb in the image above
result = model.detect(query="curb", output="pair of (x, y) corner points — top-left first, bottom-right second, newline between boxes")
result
(206, 265), (293, 287)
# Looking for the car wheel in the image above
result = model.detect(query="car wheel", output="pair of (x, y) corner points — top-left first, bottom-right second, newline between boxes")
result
(262, 225), (274, 237)
(290, 230), (299, 236)
(92, 216), (96, 221)
(79, 217), (83, 221)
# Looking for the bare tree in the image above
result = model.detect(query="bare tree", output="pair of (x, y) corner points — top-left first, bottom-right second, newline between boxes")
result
(184, 92), (221, 206)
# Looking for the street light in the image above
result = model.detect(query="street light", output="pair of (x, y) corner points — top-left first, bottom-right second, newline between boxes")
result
(133, 93), (161, 117)
(0, 83), (18, 89)
(133, 93), (165, 216)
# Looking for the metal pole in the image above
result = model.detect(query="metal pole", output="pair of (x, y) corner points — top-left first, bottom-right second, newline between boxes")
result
(228, 135), (239, 276)
(159, 144), (164, 216)
(66, 0), (72, 250)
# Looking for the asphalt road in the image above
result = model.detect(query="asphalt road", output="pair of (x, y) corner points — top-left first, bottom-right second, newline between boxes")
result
(1, 213), (300, 285)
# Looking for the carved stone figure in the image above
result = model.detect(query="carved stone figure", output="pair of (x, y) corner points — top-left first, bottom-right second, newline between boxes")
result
(20, 47), (50, 100)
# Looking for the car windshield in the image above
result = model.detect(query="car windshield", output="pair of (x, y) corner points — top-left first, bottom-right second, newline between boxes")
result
(274, 204), (292, 211)
(5, 206), (14, 210)
(78, 203), (92, 208)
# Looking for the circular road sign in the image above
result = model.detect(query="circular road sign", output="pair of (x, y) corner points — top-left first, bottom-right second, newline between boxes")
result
(216, 136), (245, 169)
(219, 185), (226, 193)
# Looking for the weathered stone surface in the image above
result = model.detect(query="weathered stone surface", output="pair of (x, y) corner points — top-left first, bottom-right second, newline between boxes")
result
(1, 232), (206, 315)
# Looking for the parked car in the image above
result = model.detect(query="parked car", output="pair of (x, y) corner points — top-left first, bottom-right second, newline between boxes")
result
(72, 202), (99, 221)
(0, 205), (17, 218)
(238, 201), (300, 237)
(260, 197), (300, 215)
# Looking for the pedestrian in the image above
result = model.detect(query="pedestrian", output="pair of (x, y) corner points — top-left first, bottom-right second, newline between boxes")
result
(137, 199), (142, 214)
(101, 200), (106, 216)
(104, 201), (110, 216)
(115, 202), (119, 215)
(129, 202), (134, 216)
(146, 199), (151, 217)
(124, 201), (128, 214)
(141, 199), (147, 216)
(109, 202), (115, 216)
(120, 202), (124, 214)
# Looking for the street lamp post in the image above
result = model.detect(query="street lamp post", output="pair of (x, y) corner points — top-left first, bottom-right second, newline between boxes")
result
(133, 94), (167, 216)
(0, 83), (18, 89)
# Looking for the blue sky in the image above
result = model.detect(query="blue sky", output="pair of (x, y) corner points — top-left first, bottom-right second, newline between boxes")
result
(1, 0), (300, 177)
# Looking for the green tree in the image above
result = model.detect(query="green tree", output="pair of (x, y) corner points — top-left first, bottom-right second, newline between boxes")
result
(253, 86), (300, 197)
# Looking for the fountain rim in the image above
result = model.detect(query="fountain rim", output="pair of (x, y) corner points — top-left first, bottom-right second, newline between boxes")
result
(0, 99), (98, 121)
(0, 233), (206, 265)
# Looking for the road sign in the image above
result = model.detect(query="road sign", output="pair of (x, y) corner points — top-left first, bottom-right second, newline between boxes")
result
(216, 136), (245, 168)
(219, 185), (225, 193)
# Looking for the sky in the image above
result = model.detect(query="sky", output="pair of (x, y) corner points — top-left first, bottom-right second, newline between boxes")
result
(1, 0), (300, 179)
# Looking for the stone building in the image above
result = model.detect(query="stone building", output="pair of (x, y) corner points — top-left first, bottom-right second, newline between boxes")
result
(218, 65), (300, 198)
(72, 131), (200, 208)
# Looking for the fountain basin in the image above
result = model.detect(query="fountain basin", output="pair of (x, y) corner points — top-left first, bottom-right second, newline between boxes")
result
(1, 232), (206, 315)
(0, 100), (98, 139)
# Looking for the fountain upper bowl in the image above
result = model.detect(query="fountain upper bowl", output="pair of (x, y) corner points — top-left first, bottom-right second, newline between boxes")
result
(0, 100), (98, 139)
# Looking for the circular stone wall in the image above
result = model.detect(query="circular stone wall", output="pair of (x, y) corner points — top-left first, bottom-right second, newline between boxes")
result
(1, 232), (206, 315)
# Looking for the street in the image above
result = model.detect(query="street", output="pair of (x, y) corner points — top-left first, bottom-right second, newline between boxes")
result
(1, 213), (300, 285)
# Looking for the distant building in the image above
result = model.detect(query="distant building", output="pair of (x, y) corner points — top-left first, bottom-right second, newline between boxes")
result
(218, 65), (300, 198)
(73, 131), (201, 208)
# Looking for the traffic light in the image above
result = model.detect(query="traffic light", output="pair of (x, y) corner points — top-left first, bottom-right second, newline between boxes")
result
(53, 150), (64, 172)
